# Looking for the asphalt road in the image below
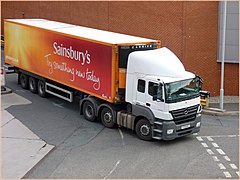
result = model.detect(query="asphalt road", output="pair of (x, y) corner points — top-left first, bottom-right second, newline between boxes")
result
(4, 73), (239, 179)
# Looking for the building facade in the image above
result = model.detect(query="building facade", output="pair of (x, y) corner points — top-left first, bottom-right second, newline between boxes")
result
(1, 1), (239, 96)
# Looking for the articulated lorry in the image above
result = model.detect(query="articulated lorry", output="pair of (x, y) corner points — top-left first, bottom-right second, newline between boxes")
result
(4, 19), (202, 141)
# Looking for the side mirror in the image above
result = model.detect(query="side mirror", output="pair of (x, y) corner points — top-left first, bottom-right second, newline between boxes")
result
(196, 75), (203, 91)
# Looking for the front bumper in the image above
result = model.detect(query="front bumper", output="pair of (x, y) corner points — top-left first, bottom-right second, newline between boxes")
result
(152, 114), (201, 141)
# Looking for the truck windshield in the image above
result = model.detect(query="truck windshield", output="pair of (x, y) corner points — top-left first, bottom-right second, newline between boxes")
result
(164, 78), (200, 103)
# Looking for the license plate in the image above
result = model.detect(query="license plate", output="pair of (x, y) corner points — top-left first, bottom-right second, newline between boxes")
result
(181, 124), (190, 130)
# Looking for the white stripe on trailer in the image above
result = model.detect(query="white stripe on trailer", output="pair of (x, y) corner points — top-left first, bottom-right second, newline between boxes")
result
(6, 19), (157, 45)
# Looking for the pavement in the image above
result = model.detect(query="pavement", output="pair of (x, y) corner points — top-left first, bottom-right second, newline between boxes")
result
(1, 86), (239, 178)
(1, 91), (54, 179)
(202, 96), (239, 116)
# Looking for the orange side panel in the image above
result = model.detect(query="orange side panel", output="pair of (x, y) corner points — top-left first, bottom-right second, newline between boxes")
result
(4, 20), (115, 103)
(119, 68), (126, 89)
(111, 45), (118, 102)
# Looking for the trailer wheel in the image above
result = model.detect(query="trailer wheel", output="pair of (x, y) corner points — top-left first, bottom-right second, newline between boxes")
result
(101, 107), (115, 128)
(83, 101), (96, 122)
(38, 80), (46, 97)
(135, 119), (152, 141)
(20, 73), (29, 89)
(29, 77), (38, 93)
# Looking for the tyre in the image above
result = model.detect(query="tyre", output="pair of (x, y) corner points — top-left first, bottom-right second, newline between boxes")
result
(20, 73), (28, 89)
(101, 107), (115, 128)
(83, 101), (96, 122)
(38, 80), (46, 97)
(29, 77), (38, 93)
(135, 119), (152, 141)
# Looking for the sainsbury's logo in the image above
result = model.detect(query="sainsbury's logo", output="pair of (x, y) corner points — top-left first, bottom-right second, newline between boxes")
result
(53, 42), (91, 66)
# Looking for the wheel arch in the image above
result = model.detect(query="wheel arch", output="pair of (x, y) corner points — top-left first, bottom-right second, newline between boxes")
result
(132, 104), (155, 130)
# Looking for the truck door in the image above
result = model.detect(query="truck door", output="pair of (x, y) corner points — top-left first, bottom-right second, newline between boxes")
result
(145, 81), (165, 117)
(135, 79), (147, 106)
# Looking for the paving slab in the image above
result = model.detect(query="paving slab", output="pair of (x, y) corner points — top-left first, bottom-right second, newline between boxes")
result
(1, 92), (32, 109)
(2, 137), (54, 178)
(1, 92), (55, 179)
(3, 117), (40, 140)
(1, 110), (14, 126)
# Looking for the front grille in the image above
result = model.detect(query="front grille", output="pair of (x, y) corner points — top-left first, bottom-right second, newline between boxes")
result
(170, 105), (199, 125)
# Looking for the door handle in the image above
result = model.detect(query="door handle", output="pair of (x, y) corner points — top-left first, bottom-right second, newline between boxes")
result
(146, 103), (151, 107)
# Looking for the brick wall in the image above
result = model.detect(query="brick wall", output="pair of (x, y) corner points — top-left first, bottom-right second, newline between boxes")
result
(1, 1), (238, 96)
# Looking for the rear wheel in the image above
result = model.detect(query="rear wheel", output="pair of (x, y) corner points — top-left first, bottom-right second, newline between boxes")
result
(38, 80), (46, 97)
(83, 101), (96, 122)
(135, 119), (152, 141)
(101, 107), (115, 128)
(20, 73), (28, 89)
(29, 77), (38, 93)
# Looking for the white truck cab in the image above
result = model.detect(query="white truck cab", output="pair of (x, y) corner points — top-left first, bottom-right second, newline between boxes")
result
(125, 47), (202, 140)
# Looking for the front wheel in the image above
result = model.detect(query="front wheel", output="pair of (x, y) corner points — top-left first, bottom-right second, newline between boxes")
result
(101, 107), (115, 128)
(135, 119), (152, 141)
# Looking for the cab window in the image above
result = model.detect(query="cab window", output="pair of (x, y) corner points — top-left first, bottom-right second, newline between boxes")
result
(137, 79), (145, 93)
(148, 82), (158, 96)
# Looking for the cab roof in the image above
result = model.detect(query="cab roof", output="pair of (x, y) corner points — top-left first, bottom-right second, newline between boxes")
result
(127, 47), (195, 82)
